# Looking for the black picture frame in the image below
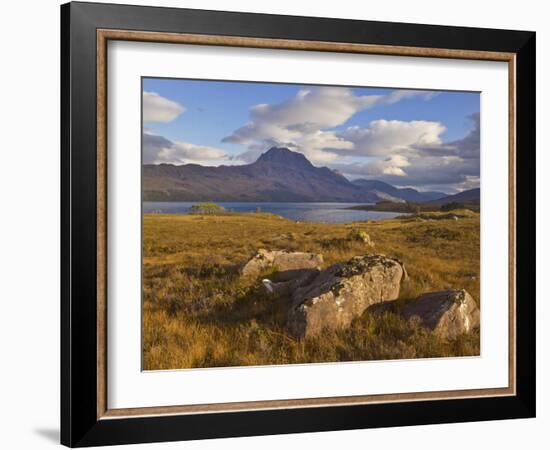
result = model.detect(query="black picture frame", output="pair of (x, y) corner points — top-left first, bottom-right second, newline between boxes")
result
(61, 1), (536, 447)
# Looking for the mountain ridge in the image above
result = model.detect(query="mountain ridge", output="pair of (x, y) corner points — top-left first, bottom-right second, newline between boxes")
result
(351, 179), (446, 202)
(427, 188), (480, 206)
(143, 147), (463, 203)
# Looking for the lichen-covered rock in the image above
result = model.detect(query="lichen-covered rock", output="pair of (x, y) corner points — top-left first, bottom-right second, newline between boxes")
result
(240, 249), (323, 280)
(401, 289), (479, 340)
(287, 254), (407, 338)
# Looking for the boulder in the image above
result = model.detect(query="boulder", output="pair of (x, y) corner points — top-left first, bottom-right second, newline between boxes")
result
(287, 254), (407, 338)
(261, 269), (320, 296)
(401, 289), (479, 340)
(240, 249), (323, 280)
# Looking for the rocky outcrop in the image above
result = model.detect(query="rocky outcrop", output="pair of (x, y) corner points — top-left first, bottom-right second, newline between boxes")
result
(240, 249), (323, 280)
(287, 254), (407, 338)
(401, 289), (479, 340)
(241, 249), (477, 342)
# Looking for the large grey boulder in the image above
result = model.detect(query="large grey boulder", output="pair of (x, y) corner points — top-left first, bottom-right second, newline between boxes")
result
(287, 254), (407, 338)
(240, 249), (323, 280)
(401, 289), (479, 340)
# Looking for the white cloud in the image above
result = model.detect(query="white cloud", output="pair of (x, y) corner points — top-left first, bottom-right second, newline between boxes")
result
(143, 91), (185, 123)
(223, 87), (441, 165)
(339, 120), (446, 156)
(334, 153), (479, 191)
(327, 114), (480, 191)
(143, 133), (228, 165)
(223, 87), (384, 163)
(224, 87), (381, 144)
(363, 155), (411, 176)
(158, 142), (228, 164)
(383, 89), (439, 105)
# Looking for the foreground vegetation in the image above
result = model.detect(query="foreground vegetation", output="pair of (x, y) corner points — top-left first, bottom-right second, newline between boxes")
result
(143, 211), (480, 370)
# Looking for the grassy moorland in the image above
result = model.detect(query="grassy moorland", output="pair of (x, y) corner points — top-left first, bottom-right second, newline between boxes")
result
(142, 211), (480, 370)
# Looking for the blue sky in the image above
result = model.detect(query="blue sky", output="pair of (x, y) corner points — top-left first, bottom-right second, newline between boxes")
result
(142, 78), (480, 193)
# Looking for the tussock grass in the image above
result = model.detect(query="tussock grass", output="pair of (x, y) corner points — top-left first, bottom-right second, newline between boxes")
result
(143, 211), (480, 370)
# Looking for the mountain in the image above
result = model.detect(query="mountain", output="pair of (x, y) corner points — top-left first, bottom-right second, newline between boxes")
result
(144, 147), (382, 202)
(143, 147), (455, 203)
(351, 179), (446, 203)
(427, 188), (480, 206)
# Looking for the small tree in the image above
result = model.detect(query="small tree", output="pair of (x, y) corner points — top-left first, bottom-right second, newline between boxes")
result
(189, 202), (226, 215)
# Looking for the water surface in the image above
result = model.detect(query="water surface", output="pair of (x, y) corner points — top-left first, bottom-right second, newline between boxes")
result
(143, 202), (403, 224)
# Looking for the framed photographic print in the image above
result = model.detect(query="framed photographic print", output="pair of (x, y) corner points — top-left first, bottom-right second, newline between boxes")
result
(61, 1), (536, 447)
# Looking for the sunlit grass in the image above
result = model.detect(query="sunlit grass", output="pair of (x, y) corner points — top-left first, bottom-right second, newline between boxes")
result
(142, 211), (480, 370)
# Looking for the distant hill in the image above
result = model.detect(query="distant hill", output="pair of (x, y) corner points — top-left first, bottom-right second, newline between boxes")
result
(427, 188), (480, 206)
(143, 147), (454, 203)
(351, 179), (446, 202)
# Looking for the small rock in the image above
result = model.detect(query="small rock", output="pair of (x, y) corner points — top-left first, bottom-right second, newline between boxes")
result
(287, 254), (407, 338)
(401, 289), (479, 340)
(240, 249), (323, 280)
(262, 279), (274, 293)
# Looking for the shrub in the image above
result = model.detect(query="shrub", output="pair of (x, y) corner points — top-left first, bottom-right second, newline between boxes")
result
(189, 202), (226, 215)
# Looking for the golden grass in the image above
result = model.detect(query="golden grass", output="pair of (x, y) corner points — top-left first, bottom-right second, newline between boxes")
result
(142, 211), (480, 370)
